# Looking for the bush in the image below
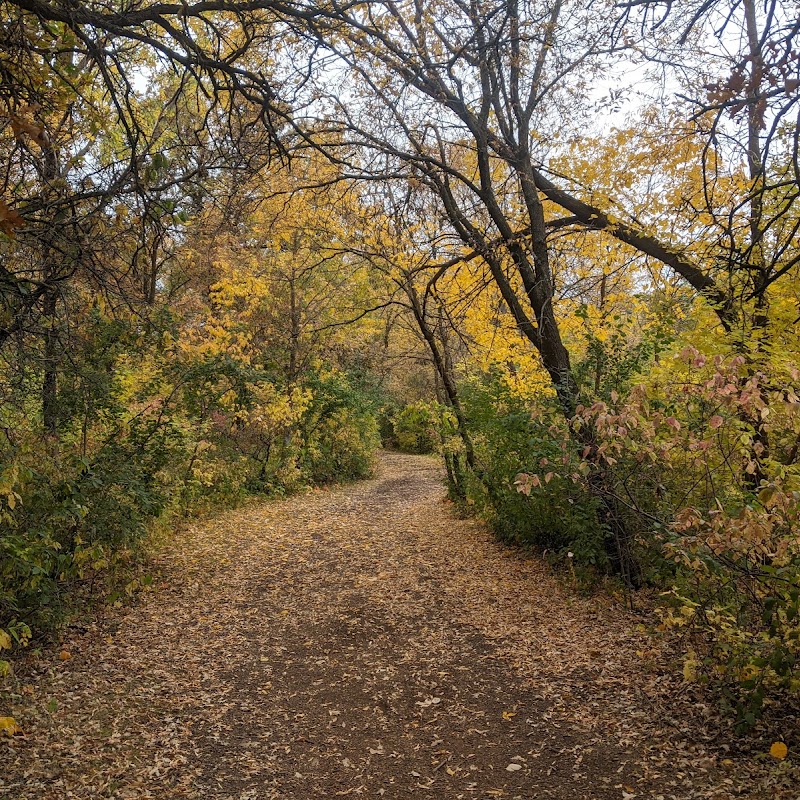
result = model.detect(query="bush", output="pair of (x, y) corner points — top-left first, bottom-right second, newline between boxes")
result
(512, 347), (800, 721)
(300, 370), (381, 483)
(461, 373), (607, 566)
(662, 491), (800, 728)
(0, 349), (384, 654)
(0, 401), (187, 637)
(392, 401), (440, 454)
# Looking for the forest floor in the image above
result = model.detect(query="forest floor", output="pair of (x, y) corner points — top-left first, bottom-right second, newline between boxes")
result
(1, 452), (797, 799)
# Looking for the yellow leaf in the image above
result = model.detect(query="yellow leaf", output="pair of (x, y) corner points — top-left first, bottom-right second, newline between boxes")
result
(58, 650), (71, 662)
(502, 710), (517, 720)
(0, 630), (11, 650)
(683, 652), (699, 682)
(769, 741), (788, 760)
(0, 716), (19, 736)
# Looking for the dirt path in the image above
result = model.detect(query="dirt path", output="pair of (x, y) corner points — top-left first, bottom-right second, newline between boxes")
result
(1, 453), (795, 799)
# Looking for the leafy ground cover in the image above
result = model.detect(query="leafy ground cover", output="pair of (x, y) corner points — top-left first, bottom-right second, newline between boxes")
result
(1, 453), (796, 799)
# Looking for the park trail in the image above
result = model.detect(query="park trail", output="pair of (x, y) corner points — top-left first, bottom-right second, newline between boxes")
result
(1, 453), (793, 799)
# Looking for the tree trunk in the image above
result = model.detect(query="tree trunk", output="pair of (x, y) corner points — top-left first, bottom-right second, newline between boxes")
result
(41, 284), (58, 436)
(404, 280), (475, 498)
(40, 132), (60, 437)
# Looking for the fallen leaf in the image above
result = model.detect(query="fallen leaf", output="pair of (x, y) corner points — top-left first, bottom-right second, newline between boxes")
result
(769, 741), (788, 760)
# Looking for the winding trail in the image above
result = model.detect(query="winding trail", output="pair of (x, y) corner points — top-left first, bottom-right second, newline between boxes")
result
(1, 453), (791, 799)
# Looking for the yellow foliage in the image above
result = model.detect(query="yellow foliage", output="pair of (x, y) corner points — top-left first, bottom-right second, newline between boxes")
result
(682, 652), (700, 682)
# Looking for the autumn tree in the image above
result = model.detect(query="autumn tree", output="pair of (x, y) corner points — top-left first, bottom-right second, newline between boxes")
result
(1, 3), (282, 436)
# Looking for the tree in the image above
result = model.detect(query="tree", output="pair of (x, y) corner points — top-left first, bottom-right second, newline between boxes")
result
(262, 0), (795, 582)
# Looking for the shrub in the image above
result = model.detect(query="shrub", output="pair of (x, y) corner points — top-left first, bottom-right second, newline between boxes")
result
(392, 401), (440, 454)
(300, 369), (380, 483)
(461, 373), (607, 566)
(662, 490), (800, 727)
(513, 347), (800, 720)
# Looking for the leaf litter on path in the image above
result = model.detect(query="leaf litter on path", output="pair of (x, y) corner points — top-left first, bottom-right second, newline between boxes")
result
(1, 453), (797, 798)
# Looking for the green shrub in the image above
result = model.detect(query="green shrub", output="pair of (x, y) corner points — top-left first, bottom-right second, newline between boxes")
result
(392, 401), (440, 454)
(520, 348), (800, 722)
(300, 369), (380, 483)
(461, 373), (607, 567)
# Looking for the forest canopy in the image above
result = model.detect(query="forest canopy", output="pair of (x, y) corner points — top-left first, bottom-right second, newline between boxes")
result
(1, 0), (799, 724)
